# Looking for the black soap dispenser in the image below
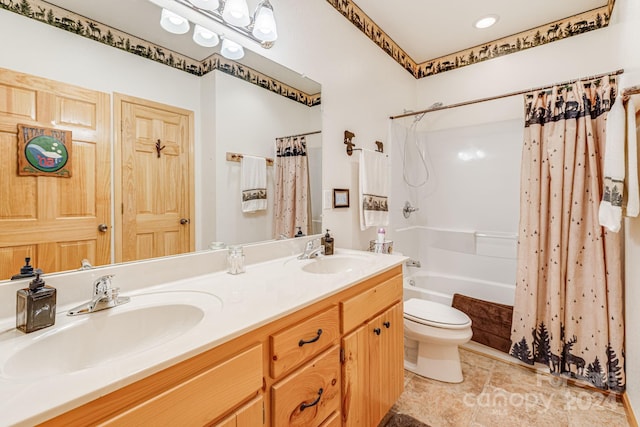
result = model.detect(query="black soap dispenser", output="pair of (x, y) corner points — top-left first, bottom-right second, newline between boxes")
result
(16, 270), (57, 333)
(322, 229), (334, 255)
(294, 227), (305, 238)
(11, 257), (37, 280)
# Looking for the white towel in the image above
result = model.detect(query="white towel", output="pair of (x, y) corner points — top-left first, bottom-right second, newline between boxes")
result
(359, 149), (390, 230)
(241, 155), (267, 213)
(599, 95), (625, 232)
(626, 96), (639, 217)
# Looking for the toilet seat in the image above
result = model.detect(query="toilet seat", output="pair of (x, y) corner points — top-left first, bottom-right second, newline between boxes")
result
(404, 298), (471, 330)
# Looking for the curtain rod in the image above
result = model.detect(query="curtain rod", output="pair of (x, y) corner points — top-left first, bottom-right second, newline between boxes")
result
(389, 69), (625, 120)
(277, 130), (321, 139)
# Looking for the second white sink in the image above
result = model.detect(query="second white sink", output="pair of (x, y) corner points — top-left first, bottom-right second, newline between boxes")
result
(300, 254), (373, 275)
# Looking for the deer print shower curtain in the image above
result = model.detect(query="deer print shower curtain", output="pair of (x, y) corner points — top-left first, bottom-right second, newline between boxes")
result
(273, 136), (311, 238)
(510, 77), (625, 391)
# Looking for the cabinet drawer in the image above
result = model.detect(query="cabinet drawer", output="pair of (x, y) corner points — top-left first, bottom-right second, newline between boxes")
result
(341, 274), (402, 333)
(270, 305), (340, 378)
(272, 346), (341, 427)
(104, 345), (263, 426)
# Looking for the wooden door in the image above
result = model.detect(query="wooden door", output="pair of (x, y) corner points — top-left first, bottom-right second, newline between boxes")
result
(0, 68), (110, 280)
(115, 94), (194, 263)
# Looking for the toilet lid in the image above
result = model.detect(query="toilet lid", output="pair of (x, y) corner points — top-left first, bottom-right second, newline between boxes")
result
(404, 298), (471, 329)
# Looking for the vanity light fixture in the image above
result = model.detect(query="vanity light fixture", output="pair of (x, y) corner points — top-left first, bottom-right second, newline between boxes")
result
(151, 0), (277, 59)
(474, 14), (499, 29)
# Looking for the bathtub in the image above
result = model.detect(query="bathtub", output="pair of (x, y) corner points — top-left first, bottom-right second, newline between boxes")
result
(403, 270), (515, 307)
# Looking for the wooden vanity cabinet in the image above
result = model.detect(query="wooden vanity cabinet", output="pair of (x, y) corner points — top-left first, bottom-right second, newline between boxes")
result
(40, 265), (403, 427)
(341, 275), (404, 427)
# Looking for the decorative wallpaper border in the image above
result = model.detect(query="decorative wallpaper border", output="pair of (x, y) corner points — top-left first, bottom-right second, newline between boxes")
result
(326, 0), (615, 79)
(0, 0), (320, 107)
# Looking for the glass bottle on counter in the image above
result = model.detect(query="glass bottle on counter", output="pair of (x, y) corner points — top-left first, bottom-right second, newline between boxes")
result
(227, 245), (245, 274)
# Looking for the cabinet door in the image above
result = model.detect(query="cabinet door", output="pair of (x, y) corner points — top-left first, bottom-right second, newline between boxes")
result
(341, 326), (369, 427)
(369, 303), (404, 426)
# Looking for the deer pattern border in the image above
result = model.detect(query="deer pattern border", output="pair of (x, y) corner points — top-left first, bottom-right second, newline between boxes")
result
(326, 0), (614, 79)
(510, 322), (625, 392)
(0, 0), (321, 108)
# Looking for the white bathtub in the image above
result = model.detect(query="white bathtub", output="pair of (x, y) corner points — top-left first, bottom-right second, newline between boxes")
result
(403, 271), (515, 307)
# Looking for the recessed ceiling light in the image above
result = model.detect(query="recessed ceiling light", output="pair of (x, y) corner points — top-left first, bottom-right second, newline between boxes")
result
(474, 14), (499, 29)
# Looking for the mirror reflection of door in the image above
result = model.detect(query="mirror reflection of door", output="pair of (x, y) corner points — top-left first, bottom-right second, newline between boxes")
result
(0, 68), (111, 280)
(115, 94), (194, 263)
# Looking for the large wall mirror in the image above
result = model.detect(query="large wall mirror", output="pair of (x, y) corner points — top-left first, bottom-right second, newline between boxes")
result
(0, 0), (322, 280)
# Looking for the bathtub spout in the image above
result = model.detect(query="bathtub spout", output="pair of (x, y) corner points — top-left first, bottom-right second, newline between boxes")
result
(405, 259), (421, 268)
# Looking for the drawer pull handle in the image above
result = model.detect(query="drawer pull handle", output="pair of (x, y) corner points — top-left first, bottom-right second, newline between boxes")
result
(383, 321), (391, 328)
(298, 329), (323, 347)
(373, 328), (381, 335)
(300, 388), (323, 411)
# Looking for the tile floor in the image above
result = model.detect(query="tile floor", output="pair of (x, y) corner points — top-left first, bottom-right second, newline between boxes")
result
(392, 346), (630, 427)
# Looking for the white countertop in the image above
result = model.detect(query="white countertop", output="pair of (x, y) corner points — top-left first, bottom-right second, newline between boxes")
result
(0, 248), (405, 426)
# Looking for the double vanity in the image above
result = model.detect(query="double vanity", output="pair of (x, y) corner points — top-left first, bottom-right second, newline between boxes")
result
(0, 238), (406, 426)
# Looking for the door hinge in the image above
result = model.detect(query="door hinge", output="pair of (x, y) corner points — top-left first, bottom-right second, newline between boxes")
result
(340, 347), (345, 364)
(121, 203), (124, 214)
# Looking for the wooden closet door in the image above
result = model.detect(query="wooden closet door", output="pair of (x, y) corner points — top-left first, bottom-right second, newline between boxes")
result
(0, 68), (110, 279)
(115, 94), (194, 263)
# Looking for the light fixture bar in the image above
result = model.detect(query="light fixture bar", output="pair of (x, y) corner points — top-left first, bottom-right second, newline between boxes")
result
(148, 0), (274, 49)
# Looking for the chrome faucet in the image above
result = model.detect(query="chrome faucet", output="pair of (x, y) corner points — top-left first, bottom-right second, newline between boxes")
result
(298, 239), (325, 260)
(67, 275), (130, 316)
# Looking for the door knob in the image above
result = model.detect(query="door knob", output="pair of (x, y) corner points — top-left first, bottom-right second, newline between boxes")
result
(180, 218), (190, 225)
(98, 224), (108, 232)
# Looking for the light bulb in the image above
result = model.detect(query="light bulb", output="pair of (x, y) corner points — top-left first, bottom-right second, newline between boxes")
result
(220, 38), (244, 60)
(189, 0), (220, 11)
(252, 1), (277, 42)
(193, 24), (220, 47)
(160, 8), (190, 34)
(222, 0), (250, 27)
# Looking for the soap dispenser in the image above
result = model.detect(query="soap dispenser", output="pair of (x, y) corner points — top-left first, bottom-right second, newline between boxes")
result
(321, 229), (334, 255)
(294, 227), (305, 237)
(11, 257), (37, 280)
(16, 271), (56, 333)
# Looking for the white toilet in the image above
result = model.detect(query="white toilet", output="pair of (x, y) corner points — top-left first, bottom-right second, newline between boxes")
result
(403, 298), (473, 383)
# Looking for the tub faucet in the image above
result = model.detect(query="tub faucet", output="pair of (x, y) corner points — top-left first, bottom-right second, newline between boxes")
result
(67, 275), (130, 316)
(405, 259), (421, 268)
(298, 239), (325, 259)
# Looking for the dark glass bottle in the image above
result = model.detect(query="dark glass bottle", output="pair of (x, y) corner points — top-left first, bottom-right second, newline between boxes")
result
(16, 272), (56, 333)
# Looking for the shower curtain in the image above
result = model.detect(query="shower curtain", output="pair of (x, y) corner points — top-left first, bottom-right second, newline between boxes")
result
(510, 77), (625, 391)
(273, 136), (311, 238)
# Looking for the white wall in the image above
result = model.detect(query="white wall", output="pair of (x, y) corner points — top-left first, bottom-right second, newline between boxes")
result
(209, 70), (320, 246)
(253, 0), (417, 250)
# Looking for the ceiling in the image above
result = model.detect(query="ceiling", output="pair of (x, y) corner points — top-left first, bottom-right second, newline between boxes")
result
(42, 0), (612, 82)
(353, 0), (608, 64)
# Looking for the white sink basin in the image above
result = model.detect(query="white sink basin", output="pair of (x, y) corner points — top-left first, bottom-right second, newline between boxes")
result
(1, 291), (222, 379)
(298, 254), (373, 275)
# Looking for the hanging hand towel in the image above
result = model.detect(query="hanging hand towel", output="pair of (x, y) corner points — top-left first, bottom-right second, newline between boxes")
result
(241, 155), (267, 213)
(626, 96), (639, 217)
(599, 95), (625, 232)
(359, 149), (390, 230)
